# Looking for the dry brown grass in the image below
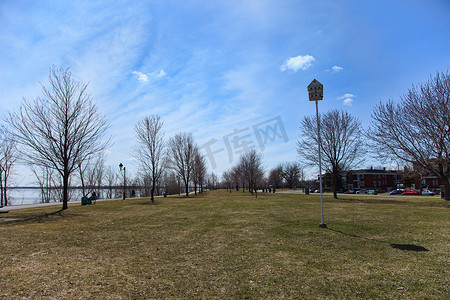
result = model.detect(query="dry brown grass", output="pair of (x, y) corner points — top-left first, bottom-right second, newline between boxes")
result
(0, 191), (449, 299)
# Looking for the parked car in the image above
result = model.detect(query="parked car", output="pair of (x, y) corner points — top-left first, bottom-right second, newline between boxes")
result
(344, 190), (355, 194)
(421, 190), (435, 196)
(390, 189), (404, 195)
(377, 189), (386, 193)
(356, 189), (369, 194)
(402, 190), (419, 195)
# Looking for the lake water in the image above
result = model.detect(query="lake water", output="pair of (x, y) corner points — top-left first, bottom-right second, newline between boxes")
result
(5, 188), (123, 205)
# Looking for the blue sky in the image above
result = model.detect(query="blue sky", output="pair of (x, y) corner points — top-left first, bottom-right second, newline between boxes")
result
(1, 0), (450, 184)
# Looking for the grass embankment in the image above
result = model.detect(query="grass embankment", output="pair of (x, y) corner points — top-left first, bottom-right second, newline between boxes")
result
(0, 191), (448, 299)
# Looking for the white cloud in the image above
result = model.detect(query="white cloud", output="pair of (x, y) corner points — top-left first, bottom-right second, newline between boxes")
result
(332, 65), (343, 73)
(132, 69), (167, 82)
(132, 71), (149, 82)
(157, 69), (167, 78)
(338, 93), (356, 106)
(280, 55), (315, 72)
(338, 93), (355, 99)
(343, 98), (354, 106)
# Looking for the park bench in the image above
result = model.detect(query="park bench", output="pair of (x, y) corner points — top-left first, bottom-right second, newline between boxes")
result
(81, 194), (97, 205)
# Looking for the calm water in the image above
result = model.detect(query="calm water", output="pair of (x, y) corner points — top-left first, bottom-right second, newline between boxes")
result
(6, 188), (122, 205)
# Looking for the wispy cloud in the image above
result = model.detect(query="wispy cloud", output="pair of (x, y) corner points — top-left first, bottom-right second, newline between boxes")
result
(131, 70), (167, 83)
(132, 71), (149, 82)
(331, 65), (343, 73)
(280, 55), (315, 72)
(338, 93), (356, 106)
(157, 70), (166, 78)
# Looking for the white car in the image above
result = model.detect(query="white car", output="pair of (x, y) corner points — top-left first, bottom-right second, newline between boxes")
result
(421, 190), (434, 196)
(356, 189), (369, 194)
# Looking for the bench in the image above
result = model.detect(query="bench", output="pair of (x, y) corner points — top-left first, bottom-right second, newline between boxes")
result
(81, 195), (97, 205)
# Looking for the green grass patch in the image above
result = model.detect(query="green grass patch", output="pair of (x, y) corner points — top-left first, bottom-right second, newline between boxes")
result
(0, 191), (449, 299)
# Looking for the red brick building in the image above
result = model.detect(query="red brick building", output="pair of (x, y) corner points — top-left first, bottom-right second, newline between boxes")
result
(345, 168), (401, 191)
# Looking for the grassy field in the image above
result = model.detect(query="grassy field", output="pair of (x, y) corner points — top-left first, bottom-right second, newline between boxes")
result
(0, 190), (448, 299)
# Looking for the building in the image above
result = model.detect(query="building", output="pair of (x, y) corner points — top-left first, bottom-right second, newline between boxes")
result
(345, 168), (401, 191)
(413, 160), (449, 192)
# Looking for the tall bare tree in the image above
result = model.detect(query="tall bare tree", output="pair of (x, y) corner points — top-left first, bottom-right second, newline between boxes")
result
(0, 127), (17, 207)
(238, 150), (264, 197)
(168, 133), (196, 197)
(192, 147), (207, 195)
(367, 72), (450, 200)
(298, 109), (366, 198)
(6, 66), (110, 210)
(134, 115), (166, 203)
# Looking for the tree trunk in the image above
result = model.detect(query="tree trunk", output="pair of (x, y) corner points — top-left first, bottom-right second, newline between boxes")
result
(151, 186), (155, 203)
(443, 176), (450, 201)
(0, 171), (3, 207)
(151, 176), (156, 203)
(4, 172), (7, 206)
(79, 167), (86, 198)
(332, 167), (339, 199)
(185, 182), (189, 197)
(62, 173), (69, 210)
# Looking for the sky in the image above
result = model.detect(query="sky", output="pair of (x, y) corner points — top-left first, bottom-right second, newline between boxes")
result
(1, 0), (449, 185)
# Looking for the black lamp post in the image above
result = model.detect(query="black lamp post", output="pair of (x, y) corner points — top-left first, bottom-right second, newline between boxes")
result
(119, 163), (126, 200)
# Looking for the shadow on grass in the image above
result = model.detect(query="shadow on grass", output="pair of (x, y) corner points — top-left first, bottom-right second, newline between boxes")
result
(1, 208), (81, 224)
(327, 227), (429, 252)
(137, 201), (161, 205)
(391, 243), (429, 251)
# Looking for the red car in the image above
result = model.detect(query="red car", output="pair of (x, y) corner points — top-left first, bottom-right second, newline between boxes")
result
(402, 190), (419, 195)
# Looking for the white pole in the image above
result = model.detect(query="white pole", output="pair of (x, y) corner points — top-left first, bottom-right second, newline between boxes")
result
(316, 100), (326, 228)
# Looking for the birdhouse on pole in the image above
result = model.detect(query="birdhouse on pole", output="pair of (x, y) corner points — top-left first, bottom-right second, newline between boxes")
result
(308, 79), (323, 101)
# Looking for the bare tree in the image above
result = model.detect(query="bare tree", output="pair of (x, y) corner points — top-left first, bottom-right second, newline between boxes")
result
(6, 66), (111, 210)
(281, 161), (303, 189)
(268, 165), (283, 189)
(367, 72), (450, 200)
(231, 164), (245, 191)
(134, 115), (166, 203)
(222, 170), (233, 193)
(78, 153), (105, 198)
(0, 127), (17, 207)
(238, 150), (264, 197)
(298, 109), (366, 199)
(104, 166), (118, 199)
(162, 170), (180, 195)
(31, 166), (54, 203)
(168, 133), (196, 197)
(192, 148), (207, 195)
(208, 172), (218, 190)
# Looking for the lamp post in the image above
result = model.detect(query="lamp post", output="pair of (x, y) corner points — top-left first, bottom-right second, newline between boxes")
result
(308, 79), (327, 228)
(119, 163), (126, 200)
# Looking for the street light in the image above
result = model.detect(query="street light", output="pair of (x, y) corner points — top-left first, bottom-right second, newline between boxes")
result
(119, 163), (126, 200)
(308, 79), (327, 228)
